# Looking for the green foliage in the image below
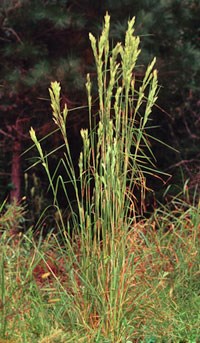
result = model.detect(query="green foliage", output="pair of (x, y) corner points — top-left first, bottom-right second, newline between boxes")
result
(0, 199), (26, 236)
(0, 0), (199, 204)
(1, 0), (199, 113)
(0, 0), (90, 95)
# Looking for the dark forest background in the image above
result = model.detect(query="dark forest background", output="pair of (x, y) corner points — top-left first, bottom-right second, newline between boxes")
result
(0, 0), (199, 221)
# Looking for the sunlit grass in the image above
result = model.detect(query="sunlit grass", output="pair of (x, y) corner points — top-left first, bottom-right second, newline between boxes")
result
(0, 201), (199, 342)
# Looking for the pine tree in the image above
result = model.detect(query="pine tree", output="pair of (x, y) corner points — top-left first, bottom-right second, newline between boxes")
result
(0, 0), (199, 203)
(0, 0), (98, 202)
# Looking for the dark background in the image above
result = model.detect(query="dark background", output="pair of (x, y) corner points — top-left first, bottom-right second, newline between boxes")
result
(0, 0), (199, 219)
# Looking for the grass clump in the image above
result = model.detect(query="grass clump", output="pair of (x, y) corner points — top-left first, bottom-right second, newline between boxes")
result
(30, 12), (158, 341)
(0, 13), (199, 342)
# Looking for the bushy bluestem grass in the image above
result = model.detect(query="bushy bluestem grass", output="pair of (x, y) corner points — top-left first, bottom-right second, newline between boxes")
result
(30, 12), (159, 341)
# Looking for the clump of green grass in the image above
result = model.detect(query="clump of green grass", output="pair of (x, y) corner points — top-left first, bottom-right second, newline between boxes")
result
(0, 13), (199, 343)
(30, 12), (159, 341)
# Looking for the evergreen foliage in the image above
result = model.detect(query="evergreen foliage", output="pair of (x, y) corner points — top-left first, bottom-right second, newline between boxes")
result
(0, 0), (199, 203)
(99, 0), (200, 178)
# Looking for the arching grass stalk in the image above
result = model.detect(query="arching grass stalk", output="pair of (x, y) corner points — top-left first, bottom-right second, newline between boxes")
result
(30, 13), (159, 341)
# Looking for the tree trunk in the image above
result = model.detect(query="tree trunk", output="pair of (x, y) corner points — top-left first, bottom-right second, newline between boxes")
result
(10, 119), (24, 203)
(10, 138), (21, 203)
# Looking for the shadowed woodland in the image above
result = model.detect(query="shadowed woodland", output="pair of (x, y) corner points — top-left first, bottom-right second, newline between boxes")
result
(0, 0), (199, 207)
